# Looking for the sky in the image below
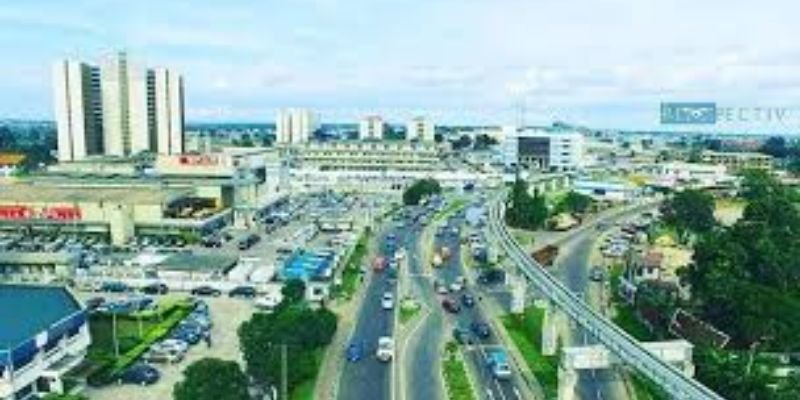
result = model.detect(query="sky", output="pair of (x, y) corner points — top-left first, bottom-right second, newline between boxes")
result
(2, 0), (800, 131)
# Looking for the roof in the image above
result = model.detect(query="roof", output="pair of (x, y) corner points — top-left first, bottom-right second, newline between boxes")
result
(156, 252), (239, 273)
(0, 153), (25, 166)
(0, 184), (191, 205)
(281, 249), (335, 281)
(0, 252), (79, 266)
(0, 285), (82, 349)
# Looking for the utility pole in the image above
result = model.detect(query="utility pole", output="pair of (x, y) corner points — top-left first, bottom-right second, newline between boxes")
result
(281, 344), (288, 400)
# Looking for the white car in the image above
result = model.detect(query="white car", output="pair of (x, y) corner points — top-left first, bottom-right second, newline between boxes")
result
(255, 294), (282, 313)
(154, 339), (189, 354)
(381, 292), (394, 310)
(376, 337), (394, 362)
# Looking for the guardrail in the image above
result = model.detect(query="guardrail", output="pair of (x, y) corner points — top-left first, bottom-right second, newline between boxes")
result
(487, 196), (725, 400)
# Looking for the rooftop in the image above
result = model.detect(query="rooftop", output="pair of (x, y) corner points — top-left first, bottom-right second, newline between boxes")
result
(0, 183), (192, 205)
(157, 252), (239, 273)
(0, 285), (82, 348)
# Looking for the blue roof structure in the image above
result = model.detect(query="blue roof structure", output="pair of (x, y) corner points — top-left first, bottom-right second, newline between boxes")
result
(280, 249), (335, 281)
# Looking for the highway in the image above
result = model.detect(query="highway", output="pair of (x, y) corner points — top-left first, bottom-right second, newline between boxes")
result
(488, 196), (725, 400)
(434, 211), (523, 400)
(337, 224), (401, 400)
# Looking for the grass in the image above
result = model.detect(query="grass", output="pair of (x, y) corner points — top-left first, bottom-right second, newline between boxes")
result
(334, 230), (371, 299)
(434, 198), (468, 222)
(399, 301), (421, 325)
(612, 306), (655, 341)
(511, 228), (535, 248)
(443, 346), (477, 400)
(630, 373), (670, 400)
(501, 307), (558, 399)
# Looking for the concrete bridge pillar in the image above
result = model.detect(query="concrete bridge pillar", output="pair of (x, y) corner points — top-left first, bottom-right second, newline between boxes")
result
(541, 300), (559, 356)
(557, 364), (578, 400)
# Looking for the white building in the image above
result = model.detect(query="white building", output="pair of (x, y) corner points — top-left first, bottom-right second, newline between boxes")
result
(503, 128), (585, 171)
(275, 108), (319, 145)
(54, 52), (185, 160)
(359, 116), (385, 140)
(655, 162), (733, 189)
(573, 178), (637, 202)
(406, 116), (435, 142)
(52, 60), (103, 162)
(0, 286), (91, 400)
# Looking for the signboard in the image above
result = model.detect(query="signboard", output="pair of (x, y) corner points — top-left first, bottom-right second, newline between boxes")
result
(178, 154), (220, 166)
(0, 205), (82, 221)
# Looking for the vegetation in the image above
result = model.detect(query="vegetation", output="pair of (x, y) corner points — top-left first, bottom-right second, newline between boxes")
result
(399, 301), (421, 324)
(442, 343), (476, 400)
(173, 358), (250, 400)
(660, 189), (716, 236)
(238, 280), (337, 398)
(42, 395), (88, 400)
(505, 178), (548, 230)
(472, 133), (498, 150)
(403, 178), (442, 205)
(501, 307), (558, 399)
(334, 229), (370, 298)
(554, 191), (594, 214)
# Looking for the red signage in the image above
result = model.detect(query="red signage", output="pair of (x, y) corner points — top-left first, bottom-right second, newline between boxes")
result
(0, 205), (82, 221)
(178, 155), (219, 166)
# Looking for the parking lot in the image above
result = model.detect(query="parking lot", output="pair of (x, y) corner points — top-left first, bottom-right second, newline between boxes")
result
(81, 295), (254, 400)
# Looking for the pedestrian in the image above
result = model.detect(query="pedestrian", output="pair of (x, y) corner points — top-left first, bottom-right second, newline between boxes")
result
(205, 333), (213, 348)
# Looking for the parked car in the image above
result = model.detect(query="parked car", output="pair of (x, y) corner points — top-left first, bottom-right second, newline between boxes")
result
(485, 348), (512, 380)
(442, 298), (461, 314)
(85, 297), (105, 311)
(99, 281), (130, 293)
(229, 286), (257, 298)
(143, 347), (184, 364)
(191, 286), (222, 297)
(118, 363), (160, 386)
(381, 292), (394, 310)
(589, 266), (606, 282)
(238, 234), (261, 250)
(141, 282), (168, 295)
(153, 339), (189, 354)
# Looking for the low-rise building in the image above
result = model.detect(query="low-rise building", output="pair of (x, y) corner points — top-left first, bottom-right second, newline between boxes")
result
(0, 253), (79, 284)
(573, 178), (637, 202)
(654, 162), (734, 189)
(0, 285), (90, 400)
(290, 140), (440, 172)
(700, 151), (772, 172)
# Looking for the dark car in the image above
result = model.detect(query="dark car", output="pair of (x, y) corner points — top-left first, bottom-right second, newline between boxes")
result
(453, 327), (473, 345)
(202, 235), (222, 248)
(238, 234), (261, 250)
(461, 293), (476, 308)
(478, 269), (505, 285)
(229, 286), (257, 298)
(345, 341), (366, 362)
(99, 281), (130, 293)
(85, 296), (105, 311)
(191, 286), (222, 297)
(470, 321), (492, 339)
(442, 298), (461, 314)
(141, 282), (168, 295)
(118, 363), (160, 386)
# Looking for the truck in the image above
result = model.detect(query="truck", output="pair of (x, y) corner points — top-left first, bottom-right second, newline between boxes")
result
(485, 347), (512, 379)
(532, 245), (559, 268)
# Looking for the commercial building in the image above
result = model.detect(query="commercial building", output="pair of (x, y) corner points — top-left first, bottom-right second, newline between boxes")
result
(503, 128), (585, 171)
(406, 116), (435, 142)
(700, 151), (772, 172)
(573, 178), (638, 202)
(291, 140), (439, 172)
(275, 108), (319, 144)
(359, 115), (385, 140)
(0, 285), (90, 400)
(53, 52), (185, 161)
(654, 162), (734, 189)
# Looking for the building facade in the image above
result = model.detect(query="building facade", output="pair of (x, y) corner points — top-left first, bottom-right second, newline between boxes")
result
(54, 52), (185, 161)
(359, 116), (385, 140)
(52, 61), (103, 162)
(275, 108), (318, 145)
(406, 116), (435, 142)
(503, 128), (585, 171)
(700, 151), (772, 172)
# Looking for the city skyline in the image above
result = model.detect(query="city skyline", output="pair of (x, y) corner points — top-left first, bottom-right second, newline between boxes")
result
(1, 1), (800, 132)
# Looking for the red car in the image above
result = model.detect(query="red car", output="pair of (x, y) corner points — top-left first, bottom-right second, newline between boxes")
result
(372, 256), (386, 272)
(442, 298), (461, 313)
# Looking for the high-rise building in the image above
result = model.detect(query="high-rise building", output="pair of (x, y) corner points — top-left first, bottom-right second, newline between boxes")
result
(275, 108), (318, 144)
(52, 60), (103, 161)
(54, 51), (185, 160)
(359, 115), (385, 140)
(503, 127), (585, 171)
(406, 116), (435, 142)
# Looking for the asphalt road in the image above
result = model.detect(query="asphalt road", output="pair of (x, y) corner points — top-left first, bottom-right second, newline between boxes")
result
(436, 214), (522, 400)
(337, 224), (401, 400)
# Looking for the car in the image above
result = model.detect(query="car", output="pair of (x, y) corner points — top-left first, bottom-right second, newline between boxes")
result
(143, 347), (184, 364)
(589, 266), (606, 282)
(381, 292), (394, 310)
(376, 337), (394, 362)
(449, 280), (464, 292)
(191, 286), (222, 297)
(485, 348), (512, 380)
(153, 339), (189, 354)
(434, 279), (449, 294)
(453, 327), (473, 345)
(478, 269), (505, 285)
(442, 298), (461, 313)
(99, 281), (130, 293)
(471, 321), (491, 339)
(461, 293), (476, 308)
(255, 294), (282, 313)
(346, 341), (366, 362)
(229, 285), (257, 298)
(238, 234), (261, 250)
(118, 363), (160, 386)
(171, 327), (202, 345)
(141, 282), (168, 295)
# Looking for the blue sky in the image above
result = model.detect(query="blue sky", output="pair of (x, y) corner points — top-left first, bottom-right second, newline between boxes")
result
(2, 0), (800, 130)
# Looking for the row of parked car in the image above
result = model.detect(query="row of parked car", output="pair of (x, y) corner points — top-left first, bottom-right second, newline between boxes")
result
(93, 281), (260, 298)
(117, 300), (213, 386)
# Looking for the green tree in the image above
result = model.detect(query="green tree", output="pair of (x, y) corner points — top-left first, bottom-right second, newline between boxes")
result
(281, 279), (306, 306)
(451, 134), (472, 150)
(555, 191), (594, 214)
(173, 358), (249, 400)
(473, 133), (498, 150)
(402, 178), (442, 206)
(505, 178), (548, 230)
(660, 189), (716, 235)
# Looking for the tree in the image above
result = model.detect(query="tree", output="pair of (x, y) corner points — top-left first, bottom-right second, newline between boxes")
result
(505, 178), (548, 230)
(473, 133), (498, 150)
(760, 136), (789, 158)
(556, 191), (594, 214)
(434, 133), (444, 143)
(281, 279), (306, 306)
(660, 189), (716, 235)
(42, 395), (88, 400)
(402, 178), (442, 206)
(451, 134), (472, 150)
(173, 358), (249, 400)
